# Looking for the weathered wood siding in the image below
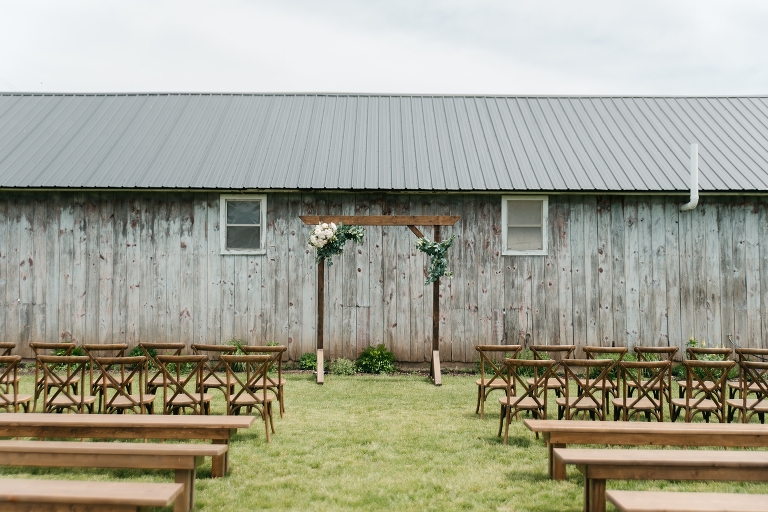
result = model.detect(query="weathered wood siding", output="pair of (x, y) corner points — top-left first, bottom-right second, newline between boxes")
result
(1, 191), (766, 360)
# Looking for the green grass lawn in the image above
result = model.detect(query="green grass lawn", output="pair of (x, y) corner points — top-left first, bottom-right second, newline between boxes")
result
(2, 372), (768, 511)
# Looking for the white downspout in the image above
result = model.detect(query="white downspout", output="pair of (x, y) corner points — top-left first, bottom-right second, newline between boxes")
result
(680, 143), (699, 211)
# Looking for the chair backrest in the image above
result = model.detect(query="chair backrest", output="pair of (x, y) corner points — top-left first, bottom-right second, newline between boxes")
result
(93, 356), (148, 413)
(737, 361), (768, 421)
(37, 355), (90, 412)
(0, 356), (21, 411)
(140, 342), (184, 388)
(503, 358), (556, 413)
(241, 345), (288, 387)
(686, 347), (732, 361)
(617, 360), (670, 420)
(0, 343), (15, 357)
(634, 346), (678, 362)
(30, 342), (76, 383)
(584, 346), (627, 360)
(156, 354), (207, 414)
(191, 344), (238, 388)
(529, 345), (575, 361)
(83, 344), (128, 388)
(680, 360), (735, 420)
(475, 345), (521, 387)
(560, 359), (614, 420)
(220, 354), (273, 413)
(735, 348), (768, 363)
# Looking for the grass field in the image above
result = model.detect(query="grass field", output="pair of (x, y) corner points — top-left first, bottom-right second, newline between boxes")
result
(2, 372), (768, 511)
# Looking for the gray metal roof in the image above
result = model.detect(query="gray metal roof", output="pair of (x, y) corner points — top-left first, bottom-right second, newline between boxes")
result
(1, 93), (768, 191)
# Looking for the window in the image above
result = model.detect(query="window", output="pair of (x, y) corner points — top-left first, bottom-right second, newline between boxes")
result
(220, 194), (267, 255)
(501, 195), (548, 255)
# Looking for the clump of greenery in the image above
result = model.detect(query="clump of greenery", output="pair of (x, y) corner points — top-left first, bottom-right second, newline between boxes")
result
(356, 344), (396, 374)
(329, 358), (356, 376)
(415, 234), (456, 285)
(588, 351), (638, 380)
(225, 339), (247, 372)
(53, 346), (86, 357)
(299, 352), (317, 370)
(673, 337), (738, 381)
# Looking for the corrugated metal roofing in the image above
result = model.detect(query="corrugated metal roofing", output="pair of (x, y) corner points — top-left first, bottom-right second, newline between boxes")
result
(1, 93), (768, 191)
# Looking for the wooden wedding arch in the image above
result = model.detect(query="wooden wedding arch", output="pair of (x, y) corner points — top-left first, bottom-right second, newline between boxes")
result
(299, 215), (460, 386)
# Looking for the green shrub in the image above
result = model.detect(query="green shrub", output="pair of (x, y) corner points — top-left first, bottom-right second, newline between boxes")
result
(588, 352), (637, 380)
(329, 358), (356, 376)
(299, 352), (317, 370)
(53, 346), (86, 357)
(225, 339), (247, 372)
(356, 344), (396, 374)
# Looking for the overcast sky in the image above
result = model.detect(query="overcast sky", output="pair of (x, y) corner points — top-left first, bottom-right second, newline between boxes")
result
(2, 0), (767, 95)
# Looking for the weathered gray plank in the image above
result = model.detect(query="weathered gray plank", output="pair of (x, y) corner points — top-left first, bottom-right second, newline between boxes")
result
(166, 196), (181, 344)
(744, 198), (760, 349)
(583, 195), (599, 347)
(570, 196), (586, 353)
(407, 195), (425, 360)
(0, 196), (8, 343)
(17, 196), (34, 347)
(556, 196), (573, 346)
(704, 201), (722, 345)
(596, 197), (614, 346)
(206, 193), (222, 345)
(111, 196), (126, 344)
(664, 197), (682, 350)
(71, 194), (87, 345)
(153, 195), (169, 342)
(464, 194), (480, 358)
(650, 196), (668, 346)
(731, 200), (748, 348)
(394, 194), (411, 360)
(637, 197), (653, 346)
(355, 194), (372, 355)
(368, 195), (385, 349)
(178, 197), (194, 348)
(44, 194), (60, 343)
(759, 198), (768, 349)
(691, 203), (708, 343)
(85, 195), (100, 344)
(624, 196), (640, 350)
(3, 196), (19, 347)
(98, 195), (114, 344)
(717, 200), (734, 347)
(340, 196), (357, 359)
(678, 201), (694, 349)
(610, 197), (626, 347)
(125, 195), (141, 346)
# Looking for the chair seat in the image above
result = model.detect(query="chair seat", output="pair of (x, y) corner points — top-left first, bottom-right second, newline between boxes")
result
(232, 394), (275, 406)
(476, 379), (507, 389)
(556, 396), (602, 409)
(252, 377), (286, 387)
(726, 398), (768, 412)
(498, 395), (542, 410)
(728, 379), (764, 393)
(612, 397), (661, 411)
(526, 377), (564, 389)
(671, 398), (720, 411)
(203, 376), (232, 388)
(168, 393), (213, 406)
(48, 395), (97, 407)
(0, 393), (31, 404)
(109, 394), (156, 407)
(0, 375), (21, 384)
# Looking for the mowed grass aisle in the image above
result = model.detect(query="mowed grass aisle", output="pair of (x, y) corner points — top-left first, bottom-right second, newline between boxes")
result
(3, 373), (768, 511)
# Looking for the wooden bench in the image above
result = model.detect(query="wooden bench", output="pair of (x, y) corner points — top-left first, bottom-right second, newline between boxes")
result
(0, 440), (226, 512)
(0, 413), (254, 478)
(0, 478), (183, 511)
(554, 448), (768, 512)
(606, 490), (768, 512)
(523, 419), (768, 480)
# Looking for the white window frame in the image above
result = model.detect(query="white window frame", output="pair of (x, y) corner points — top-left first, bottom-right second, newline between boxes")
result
(220, 194), (267, 255)
(501, 195), (548, 256)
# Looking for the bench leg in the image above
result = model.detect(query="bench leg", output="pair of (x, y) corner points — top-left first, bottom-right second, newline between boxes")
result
(585, 477), (606, 512)
(211, 439), (228, 478)
(175, 468), (194, 512)
(550, 443), (566, 480)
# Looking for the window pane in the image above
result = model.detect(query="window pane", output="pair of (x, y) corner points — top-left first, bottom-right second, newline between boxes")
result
(508, 227), (543, 251)
(508, 200), (541, 226)
(227, 200), (260, 225)
(227, 226), (261, 249)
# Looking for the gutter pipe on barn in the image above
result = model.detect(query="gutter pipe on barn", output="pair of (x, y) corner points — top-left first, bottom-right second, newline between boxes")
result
(680, 143), (699, 211)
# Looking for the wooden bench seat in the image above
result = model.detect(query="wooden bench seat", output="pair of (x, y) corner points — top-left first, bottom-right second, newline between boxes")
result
(0, 478), (183, 512)
(523, 419), (768, 480)
(606, 490), (768, 512)
(0, 412), (254, 478)
(0, 440), (226, 512)
(554, 448), (768, 512)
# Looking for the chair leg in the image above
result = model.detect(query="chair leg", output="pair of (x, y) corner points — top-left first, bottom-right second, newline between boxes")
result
(476, 385), (482, 416)
(497, 404), (505, 437)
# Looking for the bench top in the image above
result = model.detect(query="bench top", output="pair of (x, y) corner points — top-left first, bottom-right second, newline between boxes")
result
(525, 419), (768, 435)
(0, 478), (184, 507)
(0, 413), (254, 429)
(554, 448), (768, 467)
(606, 490), (768, 512)
(0, 440), (228, 456)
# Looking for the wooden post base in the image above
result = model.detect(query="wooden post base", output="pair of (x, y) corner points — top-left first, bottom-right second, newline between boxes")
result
(316, 349), (324, 385)
(429, 350), (442, 386)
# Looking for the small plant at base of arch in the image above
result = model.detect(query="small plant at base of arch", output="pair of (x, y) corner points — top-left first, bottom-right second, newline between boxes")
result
(356, 344), (396, 374)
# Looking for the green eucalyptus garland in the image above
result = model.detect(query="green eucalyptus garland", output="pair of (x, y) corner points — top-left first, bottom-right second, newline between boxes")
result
(308, 222), (365, 265)
(415, 234), (456, 285)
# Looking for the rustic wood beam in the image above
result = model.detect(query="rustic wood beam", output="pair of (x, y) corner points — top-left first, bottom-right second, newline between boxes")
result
(406, 225), (424, 238)
(300, 215), (460, 226)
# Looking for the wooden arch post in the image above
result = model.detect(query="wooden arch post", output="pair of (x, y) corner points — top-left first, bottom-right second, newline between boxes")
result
(300, 215), (460, 386)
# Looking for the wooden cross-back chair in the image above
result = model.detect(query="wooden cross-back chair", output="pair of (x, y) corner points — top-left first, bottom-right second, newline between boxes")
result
(498, 358), (556, 444)
(729, 348), (768, 400)
(0, 343), (20, 396)
(474, 344), (521, 419)
(581, 346), (627, 403)
(612, 361), (670, 422)
(671, 360), (735, 423)
(220, 354), (276, 442)
(677, 347), (734, 399)
(528, 345), (575, 398)
(157, 354), (211, 415)
(30, 342), (78, 410)
(0, 356), (31, 412)
(93, 356), (154, 414)
(139, 342), (185, 395)
(82, 343), (130, 412)
(556, 359), (614, 421)
(191, 344), (238, 395)
(727, 361), (768, 424)
(241, 345), (288, 418)
(633, 346), (678, 416)
(37, 355), (96, 413)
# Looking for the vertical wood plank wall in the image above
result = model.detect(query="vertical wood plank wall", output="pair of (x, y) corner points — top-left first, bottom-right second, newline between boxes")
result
(0, 191), (765, 360)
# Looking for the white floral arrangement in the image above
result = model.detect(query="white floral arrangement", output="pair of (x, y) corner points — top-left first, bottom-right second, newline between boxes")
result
(308, 222), (364, 265)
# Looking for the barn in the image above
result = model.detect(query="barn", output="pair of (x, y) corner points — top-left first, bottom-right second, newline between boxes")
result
(1, 93), (767, 363)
